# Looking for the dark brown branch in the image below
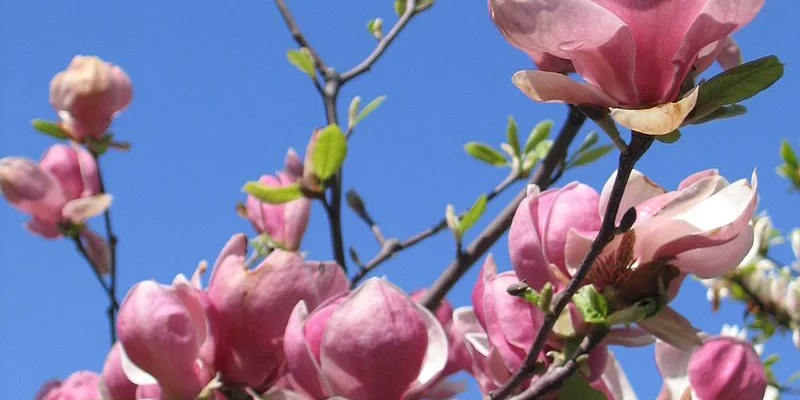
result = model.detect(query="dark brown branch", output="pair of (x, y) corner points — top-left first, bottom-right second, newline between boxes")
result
(73, 236), (119, 343)
(340, 0), (420, 83)
(509, 327), (610, 400)
(490, 132), (653, 400)
(421, 105), (587, 310)
(91, 152), (119, 344)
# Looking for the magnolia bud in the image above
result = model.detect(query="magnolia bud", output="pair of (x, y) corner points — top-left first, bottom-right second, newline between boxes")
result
(50, 55), (132, 140)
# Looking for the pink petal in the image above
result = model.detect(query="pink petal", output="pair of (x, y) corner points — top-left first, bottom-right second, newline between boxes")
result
(599, 169), (665, 225)
(654, 340), (692, 400)
(283, 301), (333, 399)
(62, 194), (112, 223)
(321, 279), (428, 400)
(512, 70), (618, 107)
(404, 303), (450, 397)
(640, 307), (702, 351)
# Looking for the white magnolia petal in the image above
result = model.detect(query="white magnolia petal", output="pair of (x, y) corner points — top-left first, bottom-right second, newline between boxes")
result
(610, 88), (699, 135)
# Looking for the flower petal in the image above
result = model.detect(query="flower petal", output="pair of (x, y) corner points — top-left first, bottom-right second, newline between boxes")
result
(512, 70), (618, 107)
(610, 87), (698, 135)
(62, 193), (113, 223)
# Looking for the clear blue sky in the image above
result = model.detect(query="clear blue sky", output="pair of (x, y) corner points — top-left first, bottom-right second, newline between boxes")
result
(1, 1), (798, 398)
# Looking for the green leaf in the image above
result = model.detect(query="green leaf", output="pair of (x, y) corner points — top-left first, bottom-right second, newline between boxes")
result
(690, 104), (747, 125)
(524, 120), (553, 155)
(31, 119), (70, 140)
(534, 139), (553, 161)
(570, 145), (614, 167)
(781, 139), (799, 168)
(506, 116), (521, 157)
(464, 142), (508, 167)
(573, 285), (609, 325)
(575, 132), (599, 155)
(313, 124), (348, 181)
(655, 129), (682, 144)
(688, 55), (784, 123)
(788, 371), (800, 383)
(557, 374), (607, 400)
(286, 48), (316, 79)
(348, 96), (361, 129)
(763, 354), (780, 368)
(459, 195), (488, 235)
(394, 0), (407, 16)
(353, 95), (387, 126)
(243, 182), (304, 204)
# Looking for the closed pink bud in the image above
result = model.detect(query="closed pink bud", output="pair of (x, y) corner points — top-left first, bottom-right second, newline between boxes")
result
(101, 343), (137, 400)
(688, 337), (767, 400)
(245, 172), (310, 250)
(50, 55), (132, 139)
(37, 371), (101, 400)
(0, 157), (66, 222)
(284, 278), (448, 400)
(284, 148), (304, 180)
(509, 182), (601, 290)
(489, 0), (764, 107)
(117, 278), (209, 399)
(207, 234), (348, 390)
(39, 144), (100, 201)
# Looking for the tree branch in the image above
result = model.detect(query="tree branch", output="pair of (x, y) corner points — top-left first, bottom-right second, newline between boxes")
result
(490, 132), (653, 400)
(91, 153), (119, 344)
(509, 327), (610, 400)
(729, 275), (796, 329)
(73, 236), (118, 343)
(340, 0), (420, 83)
(273, 0), (330, 75)
(421, 105), (587, 310)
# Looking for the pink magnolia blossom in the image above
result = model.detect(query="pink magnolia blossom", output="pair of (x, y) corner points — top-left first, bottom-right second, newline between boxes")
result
(101, 342), (138, 400)
(116, 276), (214, 400)
(488, 0), (763, 108)
(656, 337), (767, 400)
(245, 149), (310, 250)
(50, 55), (133, 140)
(35, 371), (101, 400)
(453, 256), (612, 396)
(207, 234), (348, 390)
(281, 278), (448, 400)
(510, 169), (757, 348)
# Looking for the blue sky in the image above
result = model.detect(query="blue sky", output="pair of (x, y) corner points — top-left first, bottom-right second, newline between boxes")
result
(1, 1), (799, 398)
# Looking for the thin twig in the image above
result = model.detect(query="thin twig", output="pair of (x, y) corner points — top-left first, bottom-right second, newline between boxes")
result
(92, 153), (119, 344)
(73, 236), (118, 343)
(729, 275), (795, 329)
(509, 327), (610, 400)
(421, 105), (587, 310)
(340, 0), (420, 83)
(273, 0), (330, 75)
(490, 132), (654, 400)
(350, 171), (522, 287)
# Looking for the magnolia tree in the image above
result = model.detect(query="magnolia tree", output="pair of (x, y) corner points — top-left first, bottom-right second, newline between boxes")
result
(2, 1), (797, 399)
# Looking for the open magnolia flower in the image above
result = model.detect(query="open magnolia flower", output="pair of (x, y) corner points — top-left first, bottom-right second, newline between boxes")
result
(489, 0), (763, 134)
(511, 169), (758, 349)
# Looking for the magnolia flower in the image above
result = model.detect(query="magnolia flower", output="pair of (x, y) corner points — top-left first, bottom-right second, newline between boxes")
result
(245, 149), (311, 251)
(488, 0), (763, 134)
(510, 169), (758, 349)
(116, 276), (215, 399)
(207, 234), (348, 390)
(280, 278), (448, 400)
(100, 342), (138, 400)
(35, 372), (101, 400)
(655, 336), (767, 400)
(50, 55), (132, 140)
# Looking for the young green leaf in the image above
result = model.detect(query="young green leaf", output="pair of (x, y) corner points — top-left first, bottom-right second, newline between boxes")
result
(655, 129), (682, 144)
(353, 95), (387, 126)
(557, 374), (607, 400)
(690, 104), (747, 125)
(464, 142), (508, 167)
(575, 131), (599, 155)
(366, 18), (384, 40)
(445, 204), (461, 238)
(394, 0), (407, 16)
(313, 124), (348, 181)
(781, 139), (799, 168)
(688, 55), (784, 123)
(533, 139), (553, 161)
(459, 195), (487, 235)
(243, 182), (304, 204)
(31, 119), (70, 140)
(286, 48), (316, 79)
(348, 96), (361, 129)
(573, 284), (609, 325)
(570, 145), (614, 167)
(524, 120), (553, 155)
(506, 116), (521, 157)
